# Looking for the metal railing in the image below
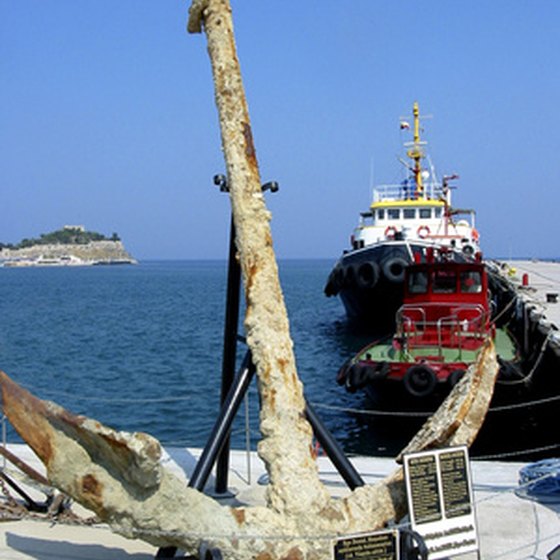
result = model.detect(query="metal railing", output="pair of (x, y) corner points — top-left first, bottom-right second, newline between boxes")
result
(372, 182), (444, 203)
(397, 303), (488, 358)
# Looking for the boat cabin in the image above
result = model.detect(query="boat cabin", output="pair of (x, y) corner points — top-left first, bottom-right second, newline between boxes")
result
(351, 184), (478, 257)
(348, 103), (479, 257)
(397, 260), (491, 350)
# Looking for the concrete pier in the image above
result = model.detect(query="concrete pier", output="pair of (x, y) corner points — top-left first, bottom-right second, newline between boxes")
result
(503, 260), (560, 326)
(498, 260), (560, 359)
(1, 444), (559, 559)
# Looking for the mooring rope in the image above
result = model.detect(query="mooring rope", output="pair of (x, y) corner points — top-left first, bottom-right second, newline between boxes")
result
(475, 442), (560, 461)
(309, 389), (560, 418)
(489, 292), (518, 326)
(496, 330), (554, 386)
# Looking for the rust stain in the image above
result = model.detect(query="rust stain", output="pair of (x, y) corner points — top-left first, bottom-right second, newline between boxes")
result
(282, 547), (305, 560)
(99, 432), (130, 454)
(261, 382), (276, 411)
(264, 229), (273, 247)
(260, 362), (271, 384)
(291, 372), (299, 387)
(82, 473), (102, 497)
(231, 507), (245, 525)
(275, 357), (299, 389)
(242, 122), (257, 164)
(245, 261), (258, 294)
(0, 371), (53, 464)
(276, 357), (288, 374)
(80, 473), (107, 513)
(58, 408), (87, 431)
(318, 503), (345, 522)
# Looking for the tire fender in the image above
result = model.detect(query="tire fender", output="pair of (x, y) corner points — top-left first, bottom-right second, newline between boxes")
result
(403, 364), (437, 397)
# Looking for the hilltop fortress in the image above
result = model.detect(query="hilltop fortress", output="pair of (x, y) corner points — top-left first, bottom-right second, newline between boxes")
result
(0, 226), (137, 267)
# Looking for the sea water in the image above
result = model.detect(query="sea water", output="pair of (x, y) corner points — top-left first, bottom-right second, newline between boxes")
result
(1, 260), (396, 455)
(2, 260), (555, 462)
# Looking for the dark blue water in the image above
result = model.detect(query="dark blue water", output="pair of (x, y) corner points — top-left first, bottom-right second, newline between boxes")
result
(1, 260), (395, 454)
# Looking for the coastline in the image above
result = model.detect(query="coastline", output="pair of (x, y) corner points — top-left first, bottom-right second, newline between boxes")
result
(0, 240), (137, 268)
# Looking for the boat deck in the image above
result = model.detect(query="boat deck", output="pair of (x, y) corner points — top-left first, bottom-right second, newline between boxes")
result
(1, 444), (559, 559)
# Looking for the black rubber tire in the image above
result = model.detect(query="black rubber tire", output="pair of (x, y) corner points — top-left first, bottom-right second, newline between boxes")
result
(403, 364), (437, 397)
(382, 256), (408, 283)
(356, 262), (380, 289)
(345, 363), (364, 391)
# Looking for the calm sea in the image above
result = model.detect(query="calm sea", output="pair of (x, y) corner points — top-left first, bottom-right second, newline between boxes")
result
(2, 259), (556, 462)
(1, 260), (401, 455)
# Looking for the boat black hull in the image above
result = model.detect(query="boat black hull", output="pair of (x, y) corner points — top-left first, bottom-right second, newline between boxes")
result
(325, 241), (463, 331)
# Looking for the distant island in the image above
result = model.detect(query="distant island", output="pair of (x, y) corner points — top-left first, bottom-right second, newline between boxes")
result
(0, 225), (137, 267)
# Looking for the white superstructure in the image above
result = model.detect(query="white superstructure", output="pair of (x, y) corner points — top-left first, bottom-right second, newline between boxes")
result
(350, 102), (480, 258)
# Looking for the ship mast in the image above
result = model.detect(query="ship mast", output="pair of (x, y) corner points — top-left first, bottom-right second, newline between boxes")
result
(406, 101), (425, 199)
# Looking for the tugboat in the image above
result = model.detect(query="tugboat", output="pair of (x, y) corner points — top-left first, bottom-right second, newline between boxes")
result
(324, 103), (480, 330)
(336, 252), (518, 400)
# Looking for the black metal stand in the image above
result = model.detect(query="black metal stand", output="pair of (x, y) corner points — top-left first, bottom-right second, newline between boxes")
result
(305, 402), (363, 490)
(215, 215), (242, 495)
(0, 470), (50, 513)
(156, 176), (363, 558)
(189, 351), (255, 492)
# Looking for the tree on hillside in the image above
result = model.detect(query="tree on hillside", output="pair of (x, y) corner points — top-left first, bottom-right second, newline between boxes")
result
(1, 227), (120, 248)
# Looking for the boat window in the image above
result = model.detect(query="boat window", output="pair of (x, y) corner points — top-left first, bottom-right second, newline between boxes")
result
(419, 208), (431, 219)
(377, 209), (385, 220)
(435, 208), (443, 218)
(388, 209), (400, 220)
(460, 271), (482, 293)
(403, 208), (416, 219)
(432, 270), (457, 293)
(408, 271), (428, 294)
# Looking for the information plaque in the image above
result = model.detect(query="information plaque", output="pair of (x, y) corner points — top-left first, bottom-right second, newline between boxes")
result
(548, 544), (560, 560)
(403, 446), (478, 559)
(333, 529), (399, 560)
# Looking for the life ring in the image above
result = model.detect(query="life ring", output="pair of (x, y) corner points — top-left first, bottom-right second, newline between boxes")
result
(381, 256), (408, 283)
(356, 262), (380, 289)
(417, 225), (430, 239)
(472, 228), (480, 242)
(448, 368), (466, 388)
(403, 364), (437, 397)
(384, 226), (397, 240)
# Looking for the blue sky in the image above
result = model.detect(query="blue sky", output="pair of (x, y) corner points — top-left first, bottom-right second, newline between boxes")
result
(2, 1), (559, 260)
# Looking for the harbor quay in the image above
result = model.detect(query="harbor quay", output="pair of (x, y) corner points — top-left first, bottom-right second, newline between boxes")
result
(503, 260), (560, 330)
(0, 442), (559, 559)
